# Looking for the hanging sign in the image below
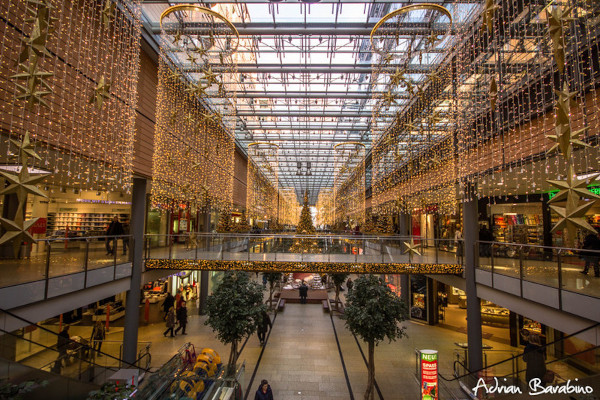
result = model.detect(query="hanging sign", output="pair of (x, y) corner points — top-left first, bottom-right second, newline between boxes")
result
(420, 350), (438, 400)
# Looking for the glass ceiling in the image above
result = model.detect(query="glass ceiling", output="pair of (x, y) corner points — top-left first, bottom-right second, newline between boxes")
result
(140, 0), (481, 204)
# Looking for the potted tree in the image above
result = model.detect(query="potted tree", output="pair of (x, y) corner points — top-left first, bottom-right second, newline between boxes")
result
(205, 271), (265, 375)
(344, 274), (408, 400)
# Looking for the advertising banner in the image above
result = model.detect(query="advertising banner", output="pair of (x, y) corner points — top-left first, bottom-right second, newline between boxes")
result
(420, 349), (438, 400)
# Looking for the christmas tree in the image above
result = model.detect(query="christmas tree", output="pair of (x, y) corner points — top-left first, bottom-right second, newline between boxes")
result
(290, 191), (319, 253)
(363, 211), (375, 234)
(296, 191), (315, 235)
(216, 207), (233, 232)
(234, 210), (250, 233)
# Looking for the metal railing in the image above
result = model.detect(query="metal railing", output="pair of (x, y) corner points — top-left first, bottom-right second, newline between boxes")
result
(0, 234), (133, 294)
(143, 232), (464, 266)
(0, 308), (151, 385)
(443, 322), (600, 399)
(475, 240), (600, 301)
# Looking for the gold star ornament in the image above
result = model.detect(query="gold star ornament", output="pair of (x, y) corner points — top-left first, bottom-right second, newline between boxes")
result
(89, 76), (111, 109)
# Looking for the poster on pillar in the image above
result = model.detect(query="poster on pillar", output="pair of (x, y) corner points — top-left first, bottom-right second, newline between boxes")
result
(420, 350), (438, 400)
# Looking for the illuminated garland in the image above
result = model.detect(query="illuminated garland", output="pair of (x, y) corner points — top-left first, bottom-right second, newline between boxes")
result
(369, 4), (455, 217)
(246, 143), (279, 222)
(316, 188), (334, 227)
(145, 259), (464, 275)
(152, 5), (238, 211)
(334, 143), (366, 228)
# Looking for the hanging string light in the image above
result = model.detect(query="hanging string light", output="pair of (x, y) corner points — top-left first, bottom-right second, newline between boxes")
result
(246, 142), (279, 222)
(334, 142), (365, 229)
(0, 0), (142, 193)
(369, 4), (455, 217)
(152, 5), (239, 212)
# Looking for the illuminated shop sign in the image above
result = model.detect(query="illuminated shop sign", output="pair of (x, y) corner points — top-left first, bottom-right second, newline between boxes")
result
(76, 199), (132, 205)
(420, 350), (438, 400)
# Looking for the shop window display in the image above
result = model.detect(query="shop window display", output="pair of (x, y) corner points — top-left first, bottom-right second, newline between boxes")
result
(410, 275), (428, 321)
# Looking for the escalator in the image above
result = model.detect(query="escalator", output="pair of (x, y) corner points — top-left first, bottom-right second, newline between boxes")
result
(442, 322), (600, 399)
(0, 308), (151, 399)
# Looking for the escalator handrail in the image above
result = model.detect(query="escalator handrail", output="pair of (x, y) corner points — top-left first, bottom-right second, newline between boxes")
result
(438, 321), (600, 382)
(0, 326), (119, 378)
(0, 307), (151, 372)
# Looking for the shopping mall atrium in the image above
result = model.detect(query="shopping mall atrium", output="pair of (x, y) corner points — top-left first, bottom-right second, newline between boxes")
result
(0, 0), (599, 399)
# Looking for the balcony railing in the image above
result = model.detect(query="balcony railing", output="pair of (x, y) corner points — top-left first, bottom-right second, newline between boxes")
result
(143, 233), (464, 266)
(0, 235), (133, 307)
(475, 241), (600, 304)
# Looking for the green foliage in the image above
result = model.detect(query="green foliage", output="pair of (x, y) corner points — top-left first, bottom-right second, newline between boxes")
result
(1, 380), (47, 400)
(86, 382), (134, 400)
(344, 274), (408, 345)
(205, 271), (266, 371)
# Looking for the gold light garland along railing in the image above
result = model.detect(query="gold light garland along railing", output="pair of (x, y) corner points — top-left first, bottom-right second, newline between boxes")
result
(145, 259), (464, 275)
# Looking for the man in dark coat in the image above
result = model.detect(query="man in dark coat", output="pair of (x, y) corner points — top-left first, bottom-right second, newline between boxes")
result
(161, 292), (175, 319)
(580, 230), (600, 277)
(257, 310), (272, 346)
(174, 301), (188, 335)
(57, 325), (70, 366)
(523, 333), (547, 385)
(105, 216), (124, 255)
(298, 281), (308, 304)
(254, 379), (274, 400)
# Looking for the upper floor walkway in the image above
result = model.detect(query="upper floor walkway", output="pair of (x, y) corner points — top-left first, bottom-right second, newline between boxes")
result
(0, 233), (599, 323)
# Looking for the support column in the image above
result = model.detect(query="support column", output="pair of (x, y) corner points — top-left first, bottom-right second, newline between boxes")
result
(463, 184), (483, 372)
(123, 177), (147, 365)
(198, 211), (211, 315)
(399, 212), (410, 304)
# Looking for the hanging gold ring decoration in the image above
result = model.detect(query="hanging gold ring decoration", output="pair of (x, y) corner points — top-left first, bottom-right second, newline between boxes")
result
(160, 4), (240, 56)
(333, 142), (366, 150)
(370, 4), (452, 55)
(248, 142), (280, 149)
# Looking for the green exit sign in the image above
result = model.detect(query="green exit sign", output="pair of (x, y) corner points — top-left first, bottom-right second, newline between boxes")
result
(547, 185), (600, 200)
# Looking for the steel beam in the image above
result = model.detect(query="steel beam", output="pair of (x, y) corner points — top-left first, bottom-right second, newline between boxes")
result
(149, 22), (453, 36)
(236, 111), (372, 117)
(235, 91), (398, 99)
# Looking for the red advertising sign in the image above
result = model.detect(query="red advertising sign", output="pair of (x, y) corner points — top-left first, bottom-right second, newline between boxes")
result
(28, 218), (47, 234)
(420, 350), (438, 400)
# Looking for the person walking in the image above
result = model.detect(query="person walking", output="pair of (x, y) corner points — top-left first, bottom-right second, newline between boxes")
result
(257, 310), (272, 346)
(523, 333), (547, 385)
(122, 219), (130, 256)
(57, 325), (70, 365)
(580, 229), (600, 277)
(298, 281), (308, 304)
(91, 320), (106, 356)
(174, 301), (188, 335)
(105, 215), (124, 255)
(346, 277), (353, 293)
(161, 292), (175, 319)
(454, 225), (463, 263)
(254, 379), (274, 400)
(164, 307), (176, 337)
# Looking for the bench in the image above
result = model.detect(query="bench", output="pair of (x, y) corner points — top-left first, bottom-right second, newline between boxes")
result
(322, 300), (329, 312)
(277, 299), (286, 311)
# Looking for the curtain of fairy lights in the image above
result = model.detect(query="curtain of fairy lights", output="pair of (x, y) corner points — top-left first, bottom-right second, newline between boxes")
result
(279, 188), (299, 226)
(454, 0), (600, 244)
(456, 0), (600, 198)
(334, 143), (366, 228)
(316, 188), (334, 227)
(247, 143), (279, 222)
(369, 4), (455, 217)
(152, 5), (238, 211)
(0, 0), (141, 192)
